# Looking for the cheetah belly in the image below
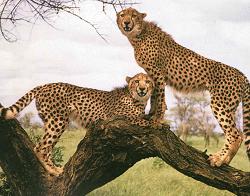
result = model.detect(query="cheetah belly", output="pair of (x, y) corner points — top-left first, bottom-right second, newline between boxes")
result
(166, 74), (208, 94)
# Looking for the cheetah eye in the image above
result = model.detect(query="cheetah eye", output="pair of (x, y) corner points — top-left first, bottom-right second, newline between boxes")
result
(135, 80), (139, 83)
(146, 80), (151, 84)
(120, 13), (125, 17)
(132, 14), (137, 18)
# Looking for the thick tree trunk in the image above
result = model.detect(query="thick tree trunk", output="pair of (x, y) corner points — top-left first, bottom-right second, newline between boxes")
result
(0, 113), (249, 196)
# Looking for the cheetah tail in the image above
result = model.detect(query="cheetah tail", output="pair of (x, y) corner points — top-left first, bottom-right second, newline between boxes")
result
(0, 86), (42, 120)
(242, 80), (250, 160)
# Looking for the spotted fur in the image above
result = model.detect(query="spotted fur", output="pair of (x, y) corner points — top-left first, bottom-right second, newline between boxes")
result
(0, 73), (154, 175)
(117, 8), (250, 167)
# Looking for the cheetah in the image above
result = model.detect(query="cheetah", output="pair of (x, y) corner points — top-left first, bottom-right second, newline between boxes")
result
(0, 73), (155, 175)
(117, 8), (250, 167)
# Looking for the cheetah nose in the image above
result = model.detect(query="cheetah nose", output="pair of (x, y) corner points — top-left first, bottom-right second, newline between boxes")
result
(124, 21), (130, 26)
(139, 87), (146, 91)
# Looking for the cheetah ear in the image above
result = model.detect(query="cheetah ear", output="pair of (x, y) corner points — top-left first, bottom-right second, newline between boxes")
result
(141, 13), (147, 18)
(126, 76), (131, 83)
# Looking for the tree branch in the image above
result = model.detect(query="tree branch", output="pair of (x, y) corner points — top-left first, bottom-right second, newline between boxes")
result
(0, 111), (249, 195)
(0, 116), (51, 195)
(0, 0), (137, 42)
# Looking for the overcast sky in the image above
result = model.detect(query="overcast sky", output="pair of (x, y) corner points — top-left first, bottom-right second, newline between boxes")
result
(0, 0), (250, 119)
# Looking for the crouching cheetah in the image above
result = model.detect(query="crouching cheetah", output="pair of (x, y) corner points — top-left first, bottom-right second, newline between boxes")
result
(117, 8), (250, 167)
(0, 73), (155, 175)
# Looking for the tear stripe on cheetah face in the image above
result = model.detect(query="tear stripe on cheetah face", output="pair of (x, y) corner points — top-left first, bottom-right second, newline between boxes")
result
(117, 7), (250, 167)
(0, 73), (154, 175)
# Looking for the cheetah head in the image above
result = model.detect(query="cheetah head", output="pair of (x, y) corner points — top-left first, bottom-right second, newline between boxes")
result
(117, 7), (146, 38)
(126, 73), (154, 103)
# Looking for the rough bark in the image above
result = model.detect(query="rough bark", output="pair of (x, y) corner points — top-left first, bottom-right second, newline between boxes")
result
(0, 114), (249, 196)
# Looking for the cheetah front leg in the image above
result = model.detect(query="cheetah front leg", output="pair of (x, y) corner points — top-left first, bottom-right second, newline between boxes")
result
(208, 103), (242, 166)
(139, 62), (166, 121)
(148, 89), (157, 117)
(147, 74), (166, 121)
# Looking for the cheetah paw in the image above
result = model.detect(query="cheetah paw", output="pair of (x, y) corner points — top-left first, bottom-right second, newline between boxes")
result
(54, 166), (64, 174)
(49, 166), (63, 176)
(44, 164), (63, 176)
(208, 152), (231, 167)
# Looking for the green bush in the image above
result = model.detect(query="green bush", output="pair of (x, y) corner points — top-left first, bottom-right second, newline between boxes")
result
(28, 128), (42, 143)
(52, 146), (65, 167)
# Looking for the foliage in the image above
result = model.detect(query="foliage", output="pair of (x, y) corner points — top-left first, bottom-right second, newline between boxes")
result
(28, 128), (42, 143)
(51, 146), (65, 167)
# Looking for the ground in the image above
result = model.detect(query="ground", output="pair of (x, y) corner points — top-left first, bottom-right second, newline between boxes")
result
(51, 128), (248, 196)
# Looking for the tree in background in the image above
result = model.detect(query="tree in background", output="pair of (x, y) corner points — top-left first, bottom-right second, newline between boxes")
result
(18, 111), (34, 129)
(18, 111), (42, 129)
(169, 94), (197, 140)
(235, 104), (243, 132)
(204, 122), (218, 147)
(193, 93), (219, 147)
(169, 92), (218, 145)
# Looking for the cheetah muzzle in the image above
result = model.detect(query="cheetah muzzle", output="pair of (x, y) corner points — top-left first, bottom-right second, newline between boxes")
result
(137, 88), (147, 97)
(123, 22), (133, 32)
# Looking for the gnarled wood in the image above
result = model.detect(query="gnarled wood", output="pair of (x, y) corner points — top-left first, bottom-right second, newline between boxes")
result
(0, 112), (249, 196)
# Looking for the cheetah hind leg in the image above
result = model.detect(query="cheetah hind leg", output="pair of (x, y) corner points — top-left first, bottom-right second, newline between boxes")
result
(144, 83), (167, 121)
(46, 152), (64, 174)
(34, 144), (63, 176)
(208, 129), (242, 167)
(144, 96), (166, 123)
(33, 119), (67, 176)
(208, 107), (242, 166)
(208, 132), (242, 167)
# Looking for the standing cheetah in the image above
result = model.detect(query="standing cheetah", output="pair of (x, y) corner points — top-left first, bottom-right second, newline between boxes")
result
(117, 8), (250, 167)
(0, 73), (155, 175)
